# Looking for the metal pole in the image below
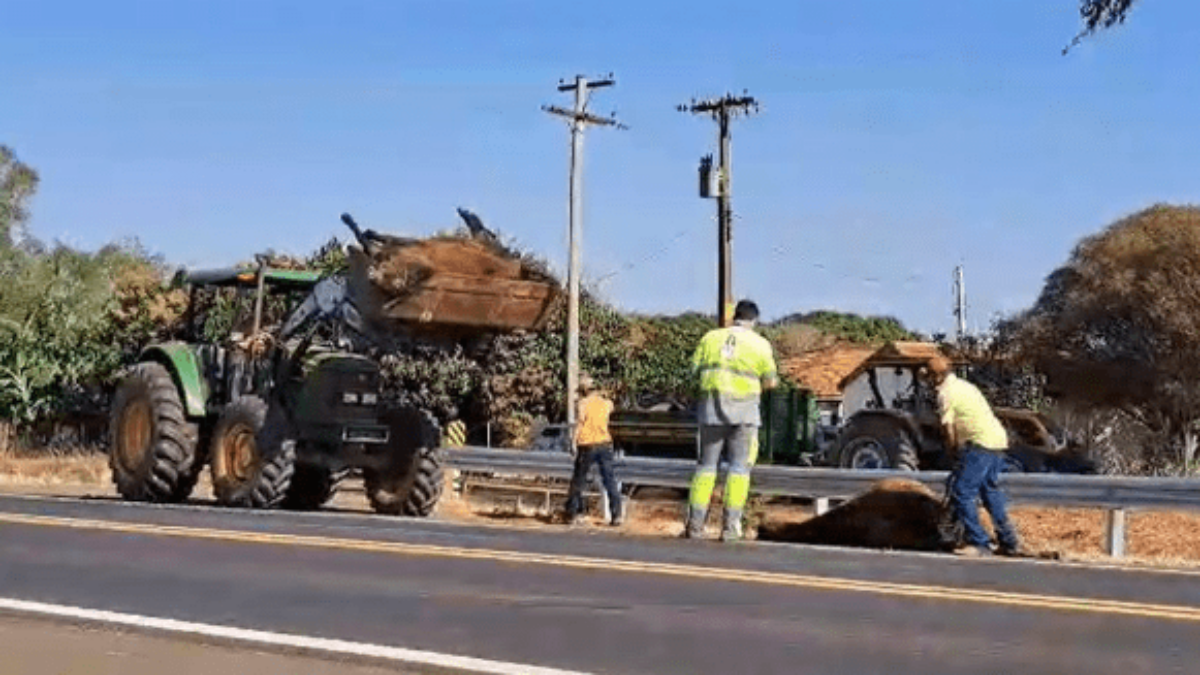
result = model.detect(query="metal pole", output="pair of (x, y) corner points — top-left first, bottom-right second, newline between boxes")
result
(955, 265), (967, 342)
(252, 259), (266, 335)
(717, 110), (732, 327)
(566, 76), (586, 427)
(1105, 508), (1127, 557)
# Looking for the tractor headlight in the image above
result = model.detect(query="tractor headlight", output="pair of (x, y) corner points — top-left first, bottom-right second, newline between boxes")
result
(342, 392), (360, 405)
(361, 392), (378, 406)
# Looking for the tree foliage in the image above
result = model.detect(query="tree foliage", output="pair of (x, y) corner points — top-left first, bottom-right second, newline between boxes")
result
(0, 146), (40, 246)
(1000, 204), (1200, 472)
(771, 310), (915, 345)
(0, 241), (172, 424)
(623, 312), (715, 404)
(374, 297), (714, 445)
(1065, 0), (1139, 54)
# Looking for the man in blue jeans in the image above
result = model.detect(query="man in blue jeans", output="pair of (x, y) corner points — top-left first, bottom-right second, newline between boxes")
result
(563, 373), (623, 526)
(924, 355), (1025, 557)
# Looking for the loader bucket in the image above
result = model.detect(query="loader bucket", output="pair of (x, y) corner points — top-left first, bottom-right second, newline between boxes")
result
(347, 238), (560, 333)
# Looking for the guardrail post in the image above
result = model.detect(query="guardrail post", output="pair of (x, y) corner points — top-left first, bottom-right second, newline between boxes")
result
(599, 481), (612, 520)
(814, 497), (831, 516)
(1105, 508), (1127, 558)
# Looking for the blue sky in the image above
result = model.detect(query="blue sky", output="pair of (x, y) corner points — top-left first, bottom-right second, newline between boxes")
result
(2, 1), (1193, 334)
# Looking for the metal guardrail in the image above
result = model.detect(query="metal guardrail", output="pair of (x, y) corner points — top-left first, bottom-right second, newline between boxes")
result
(446, 446), (1200, 509)
(444, 446), (1200, 557)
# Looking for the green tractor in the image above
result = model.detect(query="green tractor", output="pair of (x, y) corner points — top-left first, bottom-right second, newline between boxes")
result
(108, 212), (559, 514)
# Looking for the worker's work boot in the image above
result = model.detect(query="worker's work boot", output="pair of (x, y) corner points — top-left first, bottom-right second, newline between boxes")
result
(684, 506), (707, 539)
(994, 541), (1033, 558)
(953, 545), (992, 558)
(720, 510), (744, 543)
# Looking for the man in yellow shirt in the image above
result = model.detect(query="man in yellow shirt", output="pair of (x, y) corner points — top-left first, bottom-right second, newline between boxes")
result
(924, 355), (1023, 557)
(563, 373), (623, 526)
(685, 300), (778, 542)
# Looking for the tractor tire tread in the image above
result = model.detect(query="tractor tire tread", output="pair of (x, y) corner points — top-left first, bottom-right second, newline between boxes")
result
(366, 407), (444, 517)
(109, 362), (199, 503)
(210, 396), (295, 509)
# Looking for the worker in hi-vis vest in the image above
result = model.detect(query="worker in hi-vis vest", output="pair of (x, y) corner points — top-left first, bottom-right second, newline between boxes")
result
(685, 299), (778, 542)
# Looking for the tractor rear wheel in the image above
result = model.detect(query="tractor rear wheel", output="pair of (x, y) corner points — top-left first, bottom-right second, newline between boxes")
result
(109, 362), (200, 502)
(365, 406), (444, 517)
(209, 396), (295, 508)
(169, 421), (213, 502)
(836, 416), (919, 471)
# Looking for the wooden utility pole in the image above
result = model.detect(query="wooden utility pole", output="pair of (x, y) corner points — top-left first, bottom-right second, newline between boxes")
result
(953, 265), (967, 343)
(544, 75), (624, 426)
(679, 93), (759, 326)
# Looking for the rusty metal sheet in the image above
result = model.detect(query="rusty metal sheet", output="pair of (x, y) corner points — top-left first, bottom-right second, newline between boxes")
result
(375, 273), (558, 331)
(347, 248), (559, 333)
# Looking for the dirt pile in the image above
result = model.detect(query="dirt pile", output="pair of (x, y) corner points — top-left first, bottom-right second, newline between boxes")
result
(757, 479), (946, 551)
(370, 239), (515, 292)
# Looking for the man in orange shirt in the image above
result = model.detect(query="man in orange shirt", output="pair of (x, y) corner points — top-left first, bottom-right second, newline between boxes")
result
(563, 373), (623, 526)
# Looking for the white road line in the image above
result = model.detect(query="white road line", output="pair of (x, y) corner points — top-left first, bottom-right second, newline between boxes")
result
(0, 597), (591, 675)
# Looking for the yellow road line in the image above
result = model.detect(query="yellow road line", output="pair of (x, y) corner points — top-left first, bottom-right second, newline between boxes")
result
(4, 511), (1200, 623)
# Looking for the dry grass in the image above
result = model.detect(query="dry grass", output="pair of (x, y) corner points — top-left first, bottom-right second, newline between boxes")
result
(0, 447), (110, 485)
(0, 422), (16, 456)
(0, 422), (109, 486)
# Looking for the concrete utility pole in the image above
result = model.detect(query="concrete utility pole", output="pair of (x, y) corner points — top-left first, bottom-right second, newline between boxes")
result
(953, 265), (967, 343)
(679, 92), (759, 327)
(544, 75), (624, 426)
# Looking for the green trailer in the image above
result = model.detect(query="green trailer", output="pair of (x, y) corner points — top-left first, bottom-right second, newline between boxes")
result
(609, 388), (820, 466)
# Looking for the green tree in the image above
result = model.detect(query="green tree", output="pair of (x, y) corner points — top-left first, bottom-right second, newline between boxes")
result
(0, 146), (40, 247)
(771, 310), (914, 345)
(623, 313), (715, 404)
(1000, 204), (1200, 472)
(0, 245), (140, 422)
(0, 148), (174, 429)
(1065, 0), (1140, 54)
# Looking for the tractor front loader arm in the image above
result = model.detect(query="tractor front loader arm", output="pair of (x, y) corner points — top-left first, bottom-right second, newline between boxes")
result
(279, 277), (367, 343)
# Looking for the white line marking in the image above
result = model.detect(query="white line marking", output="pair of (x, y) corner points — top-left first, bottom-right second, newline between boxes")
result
(0, 597), (590, 675)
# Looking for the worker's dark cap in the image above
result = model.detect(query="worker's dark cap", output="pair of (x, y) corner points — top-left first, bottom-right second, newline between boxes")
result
(733, 300), (760, 322)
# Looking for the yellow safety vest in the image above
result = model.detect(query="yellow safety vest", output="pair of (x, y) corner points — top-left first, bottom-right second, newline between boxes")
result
(692, 326), (777, 425)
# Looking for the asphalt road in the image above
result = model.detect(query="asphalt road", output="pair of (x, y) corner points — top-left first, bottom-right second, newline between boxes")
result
(0, 614), (426, 675)
(1, 493), (1198, 674)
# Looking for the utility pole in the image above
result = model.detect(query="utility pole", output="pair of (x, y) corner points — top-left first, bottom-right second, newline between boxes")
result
(679, 92), (759, 326)
(544, 74), (624, 426)
(953, 265), (967, 343)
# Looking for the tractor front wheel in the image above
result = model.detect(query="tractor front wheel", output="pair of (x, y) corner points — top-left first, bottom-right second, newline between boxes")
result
(209, 396), (295, 508)
(365, 406), (444, 517)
